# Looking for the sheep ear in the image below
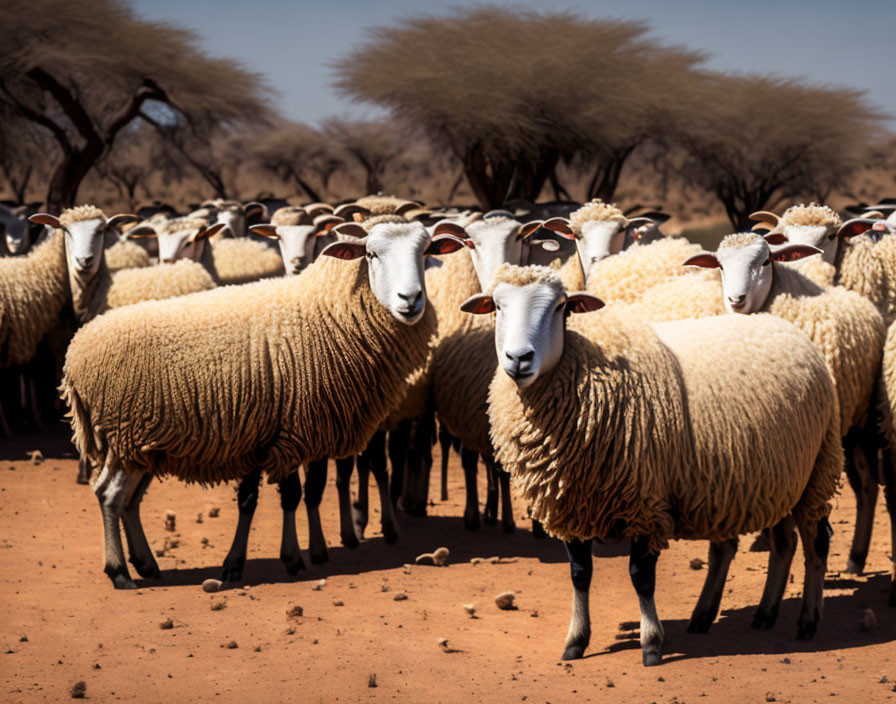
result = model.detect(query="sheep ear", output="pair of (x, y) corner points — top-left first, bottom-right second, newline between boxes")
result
(333, 223), (367, 239)
(683, 253), (720, 268)
(541, 217), (574, 236)
(749, 211), (780, 225)
(321, 240), (366, 260)
(566, 293), (604, 314)
(126, 225), (157, 239)
(763, 232), (788, 245)
(304, 202), (334, 217)
(432, 221), (468, 239)
(837, 218), (876, 239)
(770, 244), (822, 262)
(196, 223), (226, 241)
(106, 214), (138, 230)
(460, 294), (495, 314)
(250, 224), (279, 239)
(29, 213), (60, 229)
(394, 201), (419, 216)
(425, 234), (466, 256)
(518, 220), (544, 239)
(313, 215), (344, 233)
(243, 201), (268, 218)
(333, 203), (371, 221)
(635, 210), (670, 224)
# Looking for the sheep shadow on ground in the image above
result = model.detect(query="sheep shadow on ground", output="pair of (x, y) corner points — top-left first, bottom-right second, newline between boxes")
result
(592, 573), (895, 662)
(144, 513), (571, 589)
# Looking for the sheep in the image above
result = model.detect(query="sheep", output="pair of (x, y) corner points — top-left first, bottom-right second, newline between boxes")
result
(466, 264), (841, 665)
(685, 232), (889, 579)
(104, 240), (151, 271)
(248, 207), (341, 276)
(60, 219), (465, 587)
(878, 322), (896, 606)
(0, 203), (44, 256)
(198, 199), (268, 238)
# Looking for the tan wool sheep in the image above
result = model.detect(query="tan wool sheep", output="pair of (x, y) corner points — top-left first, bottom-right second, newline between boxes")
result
(878, 322), (896, 607)
(60, 220), (464, 588)
(473, 264), (841, 666)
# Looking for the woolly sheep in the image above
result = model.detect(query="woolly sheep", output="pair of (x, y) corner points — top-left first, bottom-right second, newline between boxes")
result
(466, 264), (841, 665)
(0, 203), (43, 256)
(104, 239), (151, 271)
(249, 207), (341, 276)
(878, 322), (896, 606)
(60, 220), (464, 588)
(199, 199), (268, 238)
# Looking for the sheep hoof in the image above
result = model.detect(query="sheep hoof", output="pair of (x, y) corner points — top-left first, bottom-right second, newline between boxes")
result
(686, 616), (713, 634)
(796, 619), (817, 641)
(751, 609), (777, 630)
(561, 645), (586, 660)
(341, 533), (360, 549)
(382, 524), (399, 545)
(281, 553), (306, 575)
(107, 568), (138, 590)
(531, 520), (547, 540)
(502, 520), (516, 535)
(482, 511), (497, 527)
(221, 563), (244, 582)
(642, 651), (662, 667)
(844, 556), (865, 575)
(130, 559), (161, 580)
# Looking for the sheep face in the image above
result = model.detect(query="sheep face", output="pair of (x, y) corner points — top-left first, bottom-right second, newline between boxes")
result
(464, 218), (526, 290)
(323, 221), (465, 325)
(0, 209), (31, 254)
(576, 220), (626, 282)
(261, 224), (320, 276)
(779, 224), (837, 264)
(158, 225), (206, 263)
(62, 217), (108, 280)
(215, 208), (247, 238)
(461, 270), (603, 387)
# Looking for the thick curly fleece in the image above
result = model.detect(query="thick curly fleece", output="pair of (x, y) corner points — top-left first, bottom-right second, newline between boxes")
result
(567, 199), (626, 235)
(487, 266), (841, 549)
(0, 230), (68, 366)
(104, 240), (151, 272)
(61, 254), (438, 485)
(206, 237), (285, 286)
(880, 323), (896, 455)
(838, 234), (896, 326)
(780, 203), (841, 229)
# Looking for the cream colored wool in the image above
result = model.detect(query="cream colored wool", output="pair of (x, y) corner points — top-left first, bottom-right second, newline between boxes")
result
(779, 203), (841, 230)
(58, 205), (105, 227)
(362, 214), (408, 231)
(487, 267), (841, 549)
(567, 199), (626, 235)
(586, 237), (704, 303)
(0, 231), (68, 366)
(354, 195), (415, 217)
(207, 237), (285, 286)
(270, 207), (310, 227)
(103, 261), (215, 310)
(61, 253), (438, 485)
(104, 240), (151, 272)
(790, 255), (836, 287)
(838, 234), (895, 326)
(880, 322), (896, 452)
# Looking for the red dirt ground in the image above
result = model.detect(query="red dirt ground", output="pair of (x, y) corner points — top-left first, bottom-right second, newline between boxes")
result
(1, 425), (894, 703)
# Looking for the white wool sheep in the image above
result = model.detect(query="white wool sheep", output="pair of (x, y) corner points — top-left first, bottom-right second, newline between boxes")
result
(469, 264), (841, 666)
(60, 220), (464, 588)
(877, 322), (896, 607)
(104, 239), (151, 271)
(249, 207), (341, 276)
(199, 199), (268, 238)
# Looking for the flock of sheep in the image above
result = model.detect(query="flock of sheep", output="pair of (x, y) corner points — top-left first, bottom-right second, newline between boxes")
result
(1, 193), (894, 667)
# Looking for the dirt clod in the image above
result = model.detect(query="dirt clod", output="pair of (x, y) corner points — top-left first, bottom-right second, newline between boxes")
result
(368, 674), (377, 688)
(463, 604), (477, 618)
(159, 618), (174, 630)
(393, 593), (408, 601)
(70, 681), (86, 698)
(208, 506), (220, 518)
(690, 558), (705, 570)
(28, 450), (44, 466)
(495, 592), (517, 610)
(225, 641), (238, 649)
(164, 511), (176, 532)
(210, 601), (226, 611)
(287, 605), (304, 618)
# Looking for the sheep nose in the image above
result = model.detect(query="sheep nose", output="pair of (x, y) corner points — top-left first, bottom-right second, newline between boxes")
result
(398, 289), (423, 307)
(728, 294), (746, 308)
(505, 346), (535, 366)
(76, 255), (94, 269)
(161, 257), (176, 264)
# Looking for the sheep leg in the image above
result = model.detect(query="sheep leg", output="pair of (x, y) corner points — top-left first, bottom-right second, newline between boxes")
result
(843, 424), (879, 574)
(304, 458), (329, 564)
(94, 454), (143, 589)
(562, 538), (593, 660)
(278, 471), (305, 574)
(751, 515), (797, 630)
(76, 457), (91, 485)
(388, 421), (411, 508)
(686, 538), (738, 633)
(495, 463), (516, 534)
(366, 431), (398, 544)
(335, 456), (360, 547)
(221, 468), (262, 582)
(120, 472), (159, 579)
(483, 458), (498, 525)
(438, 424), (453, 501)
(461, 448), (481, 530)
(531, 515), (548, 539)
(796, 517), (831, 640)
(405, 416), (434, 516)
(880, 447), (896, 607)
(629, 536), (663, 667)
(354, 452), (371, 539)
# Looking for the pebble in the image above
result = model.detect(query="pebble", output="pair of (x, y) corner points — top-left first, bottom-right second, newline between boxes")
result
(495, 592), (517, 610)
(393, 593), (408, 601)
(689, 558), (705, 570)
(463, 604), (477, 618)
(164, 511), (176, 532)
(202, 579), (222, 593)
(159, 618), (174, 630)
(287, 605), (304, 618)
(862, 608), (878, 632)
(208, 506), (220, 518)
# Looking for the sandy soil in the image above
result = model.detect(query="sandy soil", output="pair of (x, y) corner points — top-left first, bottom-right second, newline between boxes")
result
(1, 425), (894, 703)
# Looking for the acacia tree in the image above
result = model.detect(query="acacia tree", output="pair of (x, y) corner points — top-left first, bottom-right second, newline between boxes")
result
(332, 7), (701, 208)
(323, 118), (405, 196)
(0, 106), (53, 203)
(672, 73), (887, 229)
(0, 0), (268, 211)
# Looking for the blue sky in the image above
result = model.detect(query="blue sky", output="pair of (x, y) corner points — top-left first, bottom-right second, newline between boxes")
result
(132, 0), (895, 126)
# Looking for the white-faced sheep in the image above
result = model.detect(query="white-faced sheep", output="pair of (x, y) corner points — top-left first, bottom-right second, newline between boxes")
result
(248, 207), (341, 276)
(684, 232), (888, 581)
(878, 322), (896, 606)
(198, 199), (268, 238)
(60, 219), (465, 587)
(467, 264), (841, 665)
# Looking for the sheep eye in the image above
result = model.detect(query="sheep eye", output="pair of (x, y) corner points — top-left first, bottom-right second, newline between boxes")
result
(762, 259), (770, 266)
(827, 233), (836, 240)
(366, 251), (378, 260)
